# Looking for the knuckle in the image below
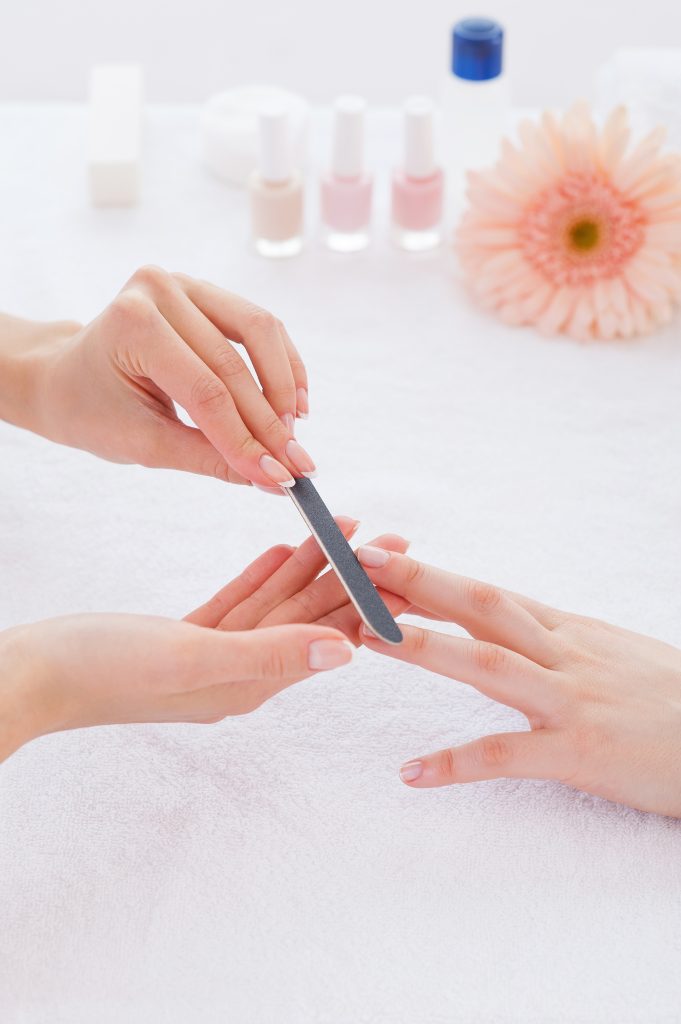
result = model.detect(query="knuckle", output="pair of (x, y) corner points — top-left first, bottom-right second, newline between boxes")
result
(245, 305), (278, 336)
(466, 579), (503, 616)
(478, 735), (510, 769)
(130, 263), (173, 296)
(473, 640), (506, 674)
(190, 374), (228, 412)
(257, 644), (289, 680)
(404, 558), (426, 588)
(108, 290), (155, 332)
(212, 345), (248, 381)
(437, 747), (458, 782)
(409, 627), (430, 656)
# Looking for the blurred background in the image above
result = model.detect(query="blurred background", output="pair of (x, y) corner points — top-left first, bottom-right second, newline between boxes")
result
(1, 0), (680, 107)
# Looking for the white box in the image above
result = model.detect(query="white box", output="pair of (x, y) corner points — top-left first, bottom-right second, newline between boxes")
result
(88, 65), (143, 206)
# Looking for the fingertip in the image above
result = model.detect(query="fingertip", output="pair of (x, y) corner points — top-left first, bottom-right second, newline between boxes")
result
(399, 759), (424, 784)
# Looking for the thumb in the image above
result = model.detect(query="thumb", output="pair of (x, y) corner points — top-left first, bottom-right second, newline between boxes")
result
(214, 624), (356, 686)
(146, 420), (251, 485)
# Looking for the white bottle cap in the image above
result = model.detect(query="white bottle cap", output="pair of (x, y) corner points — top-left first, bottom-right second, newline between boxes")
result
(403, 95), (436, 180)
(331, 95), (366, 179)
(258, 104), (293, 183)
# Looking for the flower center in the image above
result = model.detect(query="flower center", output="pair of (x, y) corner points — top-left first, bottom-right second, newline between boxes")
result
(519, 173), (645, 287)
(568, 218), (600, 251)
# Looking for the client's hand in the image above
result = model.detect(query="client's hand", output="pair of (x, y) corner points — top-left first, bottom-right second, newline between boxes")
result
(354, 548), (681, 817)
(0, 267), (313, 490)
(0, 520), (365, 765)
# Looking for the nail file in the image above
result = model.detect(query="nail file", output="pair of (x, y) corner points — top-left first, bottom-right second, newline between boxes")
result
(285, 478), (403, 645)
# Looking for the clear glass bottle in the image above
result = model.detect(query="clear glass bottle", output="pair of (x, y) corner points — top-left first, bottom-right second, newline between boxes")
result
(391, 96), (444, 252)
(320, 95), (373, 252)
(249, 105), (303, 258)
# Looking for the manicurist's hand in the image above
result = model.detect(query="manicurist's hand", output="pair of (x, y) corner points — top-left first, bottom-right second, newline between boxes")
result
(0, 521), (367, 765)
(0, 267), (314, 490)
(354, 548), (681, 817)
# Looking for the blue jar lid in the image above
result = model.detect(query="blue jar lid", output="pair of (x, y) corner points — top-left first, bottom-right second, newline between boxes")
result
(452, 18), (504, 81)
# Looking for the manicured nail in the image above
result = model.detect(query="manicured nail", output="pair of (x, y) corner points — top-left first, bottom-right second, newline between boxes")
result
(360, 623), (377, 640)
(308, 639), (356, 671)
(259, 454), (295, 488)
(400, 760), (423, 783)
(357, 545), (391, 568)
(253, 482), (286, 496)
(296, 388), (309, 418)
(280, 412), (295, 435)
(335, 516), (358, 540)
(286, 439), (317, 478)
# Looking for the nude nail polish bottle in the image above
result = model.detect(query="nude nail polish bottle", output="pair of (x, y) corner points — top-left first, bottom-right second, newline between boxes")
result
(391, 96), (444, 252)
(249, 105), (303, 258)
(320, 95), (373, 252)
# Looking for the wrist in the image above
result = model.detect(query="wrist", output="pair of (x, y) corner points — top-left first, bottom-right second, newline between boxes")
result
(0, 315), (81, 432)
(0, 625), (45, 763)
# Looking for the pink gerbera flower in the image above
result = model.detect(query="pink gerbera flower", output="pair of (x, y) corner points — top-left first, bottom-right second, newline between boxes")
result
(456, 102), (681, 340)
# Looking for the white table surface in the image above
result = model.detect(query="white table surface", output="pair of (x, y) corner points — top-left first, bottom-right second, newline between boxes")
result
(1, 104), (681, 1024)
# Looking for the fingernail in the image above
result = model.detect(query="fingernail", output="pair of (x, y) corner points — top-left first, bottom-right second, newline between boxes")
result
(308, 639), (356, 671)
(280, 412), (295, 436)
(360, 623), (377, 640)
(400, 760), (423, 783)
(259, 454), (295, 488)
(296, 388), (309, 418)
(253, 482), (286, 496)
(357, 545), (391, 568)
(336, 516), (360, 539)
(286, 439), (317, 478)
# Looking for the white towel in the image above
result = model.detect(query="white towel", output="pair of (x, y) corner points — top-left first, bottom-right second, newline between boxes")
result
(596, 48), (681, 149)
(1, 104), (681, 1024)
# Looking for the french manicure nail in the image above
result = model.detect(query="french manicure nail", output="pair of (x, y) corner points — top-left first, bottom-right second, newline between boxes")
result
(280, 412), (295, 435)
(400, 760), (423, 783)
(259, 454), (295, 488)
(308, 639), (356, 671)
(285, 439), (317, 478)
(357, 545), (391, 568)
(296, 387), (309, 418)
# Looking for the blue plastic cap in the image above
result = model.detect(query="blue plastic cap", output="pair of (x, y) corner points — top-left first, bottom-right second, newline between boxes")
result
(452, 18), (504, 81)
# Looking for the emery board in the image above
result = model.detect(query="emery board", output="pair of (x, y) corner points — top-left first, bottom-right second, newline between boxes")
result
(285, 478), (403, 645)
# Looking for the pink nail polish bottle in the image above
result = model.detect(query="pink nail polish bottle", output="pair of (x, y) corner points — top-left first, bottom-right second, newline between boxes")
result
(391, 96), (444, 252)
(320, 95), (373, 252)
(249, 105), (304, 258)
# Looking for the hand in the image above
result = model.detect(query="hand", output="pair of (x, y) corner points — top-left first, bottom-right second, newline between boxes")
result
(0, 267), (314, 490)
(354, 547), (681, 817)
(0, 526), (367, 764)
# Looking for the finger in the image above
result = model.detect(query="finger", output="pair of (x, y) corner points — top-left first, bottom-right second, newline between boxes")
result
(218, 516), (360, 631)
(131, 269), (314, 480)
(399, 730), (566, 788)
(184, 545), (295, 627)
(317, 585), (409, 644)
(259, 533), (410, 628)
(172, 273), (299, 422)
(144, 420), (250, 484)
(279, 325), (309, 419)
(173, 623), (356, 720)
(361, 624), (562, 717)
(356, 550), (556, 664)
(128, 301), (294, 489)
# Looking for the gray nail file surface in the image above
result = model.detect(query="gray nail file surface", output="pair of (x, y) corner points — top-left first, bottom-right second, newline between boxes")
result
(285, 478), (403, 645)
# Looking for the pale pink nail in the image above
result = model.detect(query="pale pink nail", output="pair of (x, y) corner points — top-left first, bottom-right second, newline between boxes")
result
(286, 439), (316, 478)
(259, 454), (295, 487)
(296, 387), (309, 418)
(253, 483), (286, 496)
(357, 545), (390, 568)
(400, 760), (423, 783)
(360, 623), (377, 640)
(280, 412), (295, 435)
(308, 639), (356, 671)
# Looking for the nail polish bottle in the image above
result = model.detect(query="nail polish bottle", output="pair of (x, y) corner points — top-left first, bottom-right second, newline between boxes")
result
(249, 105), (303, 258)
(391, 96), (444, 252)
(320, 95), (373, 252)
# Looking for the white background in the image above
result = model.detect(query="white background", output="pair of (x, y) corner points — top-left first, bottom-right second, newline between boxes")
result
(1, 0), (680, 107)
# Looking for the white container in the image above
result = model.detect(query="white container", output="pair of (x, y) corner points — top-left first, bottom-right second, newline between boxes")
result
(441, 18), (509, 212)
